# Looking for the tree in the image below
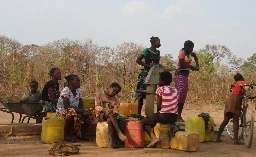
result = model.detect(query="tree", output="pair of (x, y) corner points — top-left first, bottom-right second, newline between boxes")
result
(240, 53), (256, 74)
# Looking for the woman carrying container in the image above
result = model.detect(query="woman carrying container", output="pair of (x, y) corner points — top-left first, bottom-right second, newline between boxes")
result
(175, 40), (199, 122)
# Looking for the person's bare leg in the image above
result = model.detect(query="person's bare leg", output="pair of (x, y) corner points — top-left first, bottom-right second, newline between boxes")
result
(107, 118), (115, 148)
(107, 112), (126, 141)
(233, 114), (243, 144)
(177, 103), (184, 122)
(65, 116), (75, 142)
(215, 115), (231, 142)
(147, 128), (159, 147)
(138, 97), (143, 115)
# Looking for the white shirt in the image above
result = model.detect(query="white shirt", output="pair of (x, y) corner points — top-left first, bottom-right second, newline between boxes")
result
(56, 87), (82, 113)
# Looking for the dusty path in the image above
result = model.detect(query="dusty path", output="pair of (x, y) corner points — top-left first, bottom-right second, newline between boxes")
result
(0, 133), (256, 157)
(0, 104), (256, 157)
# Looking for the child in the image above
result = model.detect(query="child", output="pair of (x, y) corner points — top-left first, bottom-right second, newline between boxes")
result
(95, 82), (126, 148)
(56, 74), (94, 142)
(20, 81), (42, 103)
(175, 40), (199, 122)
(215, 73), (246, 144)
(141, 71), (178, 147)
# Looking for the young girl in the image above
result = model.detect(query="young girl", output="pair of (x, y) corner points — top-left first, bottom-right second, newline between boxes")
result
(215, 73), (246, 144)
(135, 36), (161, 114)
(95, 83), (126, 148)
(42, 68), (62, 112)
(175, 40), (199, 122)
(57, 74), (95, 142)
(141, 71), (178, 147)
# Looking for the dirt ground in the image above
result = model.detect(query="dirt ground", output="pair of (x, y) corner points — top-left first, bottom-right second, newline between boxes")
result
(0, 104), (256, 157)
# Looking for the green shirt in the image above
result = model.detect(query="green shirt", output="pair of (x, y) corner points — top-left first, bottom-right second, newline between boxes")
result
(20, 91), (42, 103)
(141, 48), (160, 57)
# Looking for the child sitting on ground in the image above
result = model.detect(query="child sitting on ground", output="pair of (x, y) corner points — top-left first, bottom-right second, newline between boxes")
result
(95, 83), (126, 148)
(141, 71), (178, 147)
(20, 81), (42, 103)
(215, 73), (246, 144)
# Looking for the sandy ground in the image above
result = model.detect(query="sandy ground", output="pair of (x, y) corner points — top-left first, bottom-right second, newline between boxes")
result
(0, 104), (256, 157)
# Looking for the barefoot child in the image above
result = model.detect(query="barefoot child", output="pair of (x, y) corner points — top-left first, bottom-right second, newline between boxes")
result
(141, 71), (178, 147)
(95, 83), (126, 148)
(215, 73), (246, 144)
(175, 40), (199, 122)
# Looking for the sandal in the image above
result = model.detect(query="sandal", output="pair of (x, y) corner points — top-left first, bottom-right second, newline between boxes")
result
(147, 139), (160, 148)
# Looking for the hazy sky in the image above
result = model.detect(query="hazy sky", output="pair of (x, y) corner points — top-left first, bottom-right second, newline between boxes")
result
(0, 0), (255, 59)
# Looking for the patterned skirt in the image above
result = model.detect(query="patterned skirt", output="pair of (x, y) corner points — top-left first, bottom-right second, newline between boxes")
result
(136, 69), (148, 90)
(174, 72), (189, 104)
(57, 108), (95, 138)
(42, 101), (57, 112)
(135, 69), (148, 99)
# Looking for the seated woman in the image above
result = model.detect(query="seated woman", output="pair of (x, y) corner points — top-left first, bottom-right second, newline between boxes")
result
(56, 74), (95, 142)
(141, 71), (178, 147)
(42, 68), (62, 112)
(95, 83), (126, 148)
(20, 81), (42, 103)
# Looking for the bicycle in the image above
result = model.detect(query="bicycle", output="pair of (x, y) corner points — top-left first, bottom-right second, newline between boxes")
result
(225, 84), (256, 148)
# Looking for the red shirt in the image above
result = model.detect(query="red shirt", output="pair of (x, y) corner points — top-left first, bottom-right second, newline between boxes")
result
(177, 49), (192, 69)
(232, 81), (246, 95)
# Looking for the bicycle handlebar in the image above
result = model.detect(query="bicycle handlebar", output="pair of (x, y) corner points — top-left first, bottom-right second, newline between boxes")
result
(240, 84), (256, 87)
(239, 84), (256, 100)
(248, 96), (256, 100)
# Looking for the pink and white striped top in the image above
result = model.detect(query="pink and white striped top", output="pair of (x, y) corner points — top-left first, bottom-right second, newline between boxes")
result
(155, 86), (178, 114)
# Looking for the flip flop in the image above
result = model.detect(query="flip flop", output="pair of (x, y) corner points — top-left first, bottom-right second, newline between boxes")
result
(147, 139), (160, 148)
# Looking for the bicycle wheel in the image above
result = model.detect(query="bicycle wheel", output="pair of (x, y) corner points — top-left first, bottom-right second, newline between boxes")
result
(225, 112), (243, 140)
(243, 101), (255, 148)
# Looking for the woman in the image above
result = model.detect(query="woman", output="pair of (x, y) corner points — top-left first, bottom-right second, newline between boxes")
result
(42, 68), (61, 112)
(135, 36), (161, 115)
(95, 83), (126, 148)
(175, 40), (199, 122)
(57, 74), (95, 142)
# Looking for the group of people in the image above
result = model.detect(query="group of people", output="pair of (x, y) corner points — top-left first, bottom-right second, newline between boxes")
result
(136, 37), (199, 122)
(135, 36), (246, 146)
(19, 36), (245, 147)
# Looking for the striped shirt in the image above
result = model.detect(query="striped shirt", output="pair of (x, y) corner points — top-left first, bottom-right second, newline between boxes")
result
(155, 86), (178, 114)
